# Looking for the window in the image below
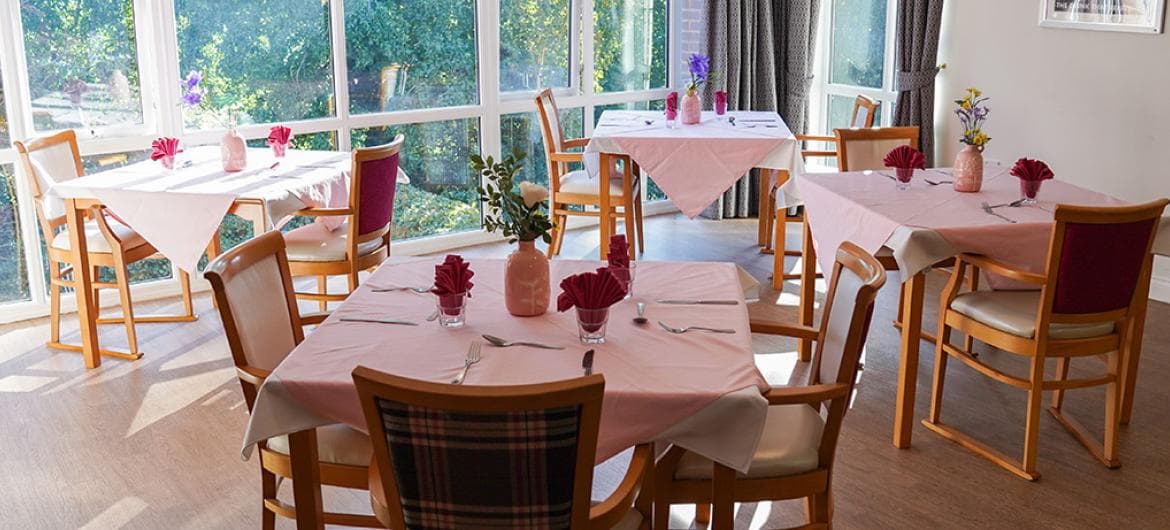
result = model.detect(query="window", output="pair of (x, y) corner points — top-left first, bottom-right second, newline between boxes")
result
(500, 108), (585, 188)
(352, 119), (482, 239)
(0, 165), (29, 304)
(810, 0), (898, 135)
(345, 0), (479, 113)
(175, 0), (335, 128)
(499, 0), (572, 92)
(20, 0), (144, 134)
(593, 0), (668, 93)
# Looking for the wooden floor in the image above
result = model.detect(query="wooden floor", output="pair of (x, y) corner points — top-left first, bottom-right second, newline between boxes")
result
(2, 213), (1169, 529)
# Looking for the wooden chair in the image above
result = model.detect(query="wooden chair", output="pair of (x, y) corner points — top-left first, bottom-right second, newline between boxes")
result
(204, 230), (380, 528)
(657, 241), (887, 530)
(14, 130), (195, 361)
(536, 89), (643, 260)
(284, 136), (403, 310)
(353, 367), (652, 529)
(924, 199), (1169, 481)
(761, 95), (879, 253)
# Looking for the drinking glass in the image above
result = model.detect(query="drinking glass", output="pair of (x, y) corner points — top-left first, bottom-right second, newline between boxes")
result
(436, 292), (467, 328)
(576, 307), (610, 344)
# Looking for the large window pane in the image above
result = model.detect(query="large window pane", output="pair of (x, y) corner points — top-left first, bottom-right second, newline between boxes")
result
(829, 0), (887, 89)
(1, 165), (30, 304)
(500, 0), (571, 92)
(21, 0), (144, 132)
(345, 0), (479, 113)
(500, 108), (584, 188)
(352, 119), (482, 239)
(0, 74), (9, 146)
(176, 0), (334, 128)
(593, 0), (668, 93)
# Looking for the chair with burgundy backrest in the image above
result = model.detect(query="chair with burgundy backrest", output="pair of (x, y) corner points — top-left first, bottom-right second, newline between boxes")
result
(204, 230), (380, 528)
(14, 130), (196, 362)
(656, 241), (887, 530)
(284, 135), (404, 310)
(352, 367), (653, 529)
(925, 199), (1169, 480)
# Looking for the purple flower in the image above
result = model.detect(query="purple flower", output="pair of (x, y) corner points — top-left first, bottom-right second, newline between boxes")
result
(184, 70), (202, 89)
(688, 53), (710, 81)
(181, 88), (203, 107)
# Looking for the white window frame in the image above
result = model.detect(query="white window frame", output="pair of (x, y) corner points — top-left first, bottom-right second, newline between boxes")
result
(0, 0), (680, 323)
(808, 0), (899, 135)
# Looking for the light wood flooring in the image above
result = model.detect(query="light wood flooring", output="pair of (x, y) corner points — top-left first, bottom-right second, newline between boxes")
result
(1, 214), (1168, 529)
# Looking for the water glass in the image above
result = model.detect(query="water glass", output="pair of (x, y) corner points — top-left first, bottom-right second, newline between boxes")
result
(436, 292), (467, 328)
(576, 307), (610, 344)
(1019, 180), (1042, 206)
(272, 143), (288, 158)
(895, 168), (914, 191)
(610, 263), (636, 300)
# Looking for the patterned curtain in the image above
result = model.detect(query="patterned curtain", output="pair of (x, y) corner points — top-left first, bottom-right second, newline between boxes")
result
(702, 0), (820, 219)
(893, 0), (945, 166)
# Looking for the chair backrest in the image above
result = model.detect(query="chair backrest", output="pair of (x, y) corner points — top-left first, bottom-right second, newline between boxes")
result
(353, 367), (605, 530)
(14, 131), (85, 240)
(835, 126), (919, 172)
(535, 88), (568, 193)
(204, 230), (303, 409)
(809, 242), (887, 464)
(351, 135), (405, 242)
(1040, 200), (1168, 325)
(850, 95), (879, 129)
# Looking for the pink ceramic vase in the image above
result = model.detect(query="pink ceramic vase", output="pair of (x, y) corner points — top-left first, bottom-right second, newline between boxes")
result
(221, 128), (248, 172)
(952, 145), (984, 193)
(504, 240), (550, 316)
(681, 92), (702, 125)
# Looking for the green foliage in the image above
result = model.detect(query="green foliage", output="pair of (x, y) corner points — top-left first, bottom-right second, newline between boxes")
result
(473, 150), (553, 243)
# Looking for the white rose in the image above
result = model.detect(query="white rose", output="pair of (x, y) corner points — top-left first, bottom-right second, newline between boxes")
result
(519, 181), (549, 208)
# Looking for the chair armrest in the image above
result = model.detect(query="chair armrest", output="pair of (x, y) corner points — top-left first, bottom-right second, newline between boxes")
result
(589, 443), (652, 528)
(299, 312), (330, 326)
(549, 152), (584, 163)
(796, 134), (836, 143)
(295, 207), (354, 217)
(763, 383), (851, 406)
(236, 366), (271, 387)
(562, 138), (591, 149)
(749, 319), (818, 341)
(959, 254), (1046, 285)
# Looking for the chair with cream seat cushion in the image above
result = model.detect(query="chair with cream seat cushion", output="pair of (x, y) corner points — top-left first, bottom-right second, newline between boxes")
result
(286, 135), (404, 310)
(204, 230), (381, 528)
(537, 88), (644, 260)
(656, 242), (887, 530)
(15, 130), (195, 363)
(926, 200), (1169, 481)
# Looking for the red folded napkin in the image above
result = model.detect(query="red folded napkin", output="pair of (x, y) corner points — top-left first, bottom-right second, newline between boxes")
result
(150, 137), (183, 161)
(714, 90), (728, 113)
(267, 125), (292, 146)
(607, 234), (630, 269)
(882, 145), (925, 170)
(432, 255), (474, 314)
(666, 92), (679, 119)
(1010, 158), (1055, 182)
(557, 268), (627, 312)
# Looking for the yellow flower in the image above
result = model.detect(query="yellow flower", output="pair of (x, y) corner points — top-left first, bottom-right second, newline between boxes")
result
(966, 87), (982, 98)
(972, 131), (989, 146)
(961, 100), (972, 110)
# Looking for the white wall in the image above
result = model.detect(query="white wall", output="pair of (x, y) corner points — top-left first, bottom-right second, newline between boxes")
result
(936, 0), (1170, 302)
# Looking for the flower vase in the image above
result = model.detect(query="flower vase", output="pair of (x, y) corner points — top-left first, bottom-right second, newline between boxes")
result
(221, 128), (248, 172)
(504, 240), (550, 316)
(681, 92), (702, 125)
(953, 145), (984, 193)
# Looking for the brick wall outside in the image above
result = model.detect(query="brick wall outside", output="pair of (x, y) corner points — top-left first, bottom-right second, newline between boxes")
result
(677, 0), (707, 86)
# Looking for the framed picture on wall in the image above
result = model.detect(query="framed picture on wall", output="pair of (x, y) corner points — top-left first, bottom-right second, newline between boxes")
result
(1040, 0), (1166, 33)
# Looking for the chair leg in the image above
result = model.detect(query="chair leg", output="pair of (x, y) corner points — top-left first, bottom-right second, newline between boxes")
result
(179, 269), (195, 318)
(92, 266), (102, 319)
(623, 202), (636, 261)
(1022, 361), (1046, 478)
(772, 208), (786, 290)
(112, 256), (139, 355)
(347, 270), (360, 295)
(652, 463), (672, 530)
(964, 273), (980, 352)
(49, 275), (62, 345)
(928, 319), (951, 424)
(805, 491), (831, 526)
(1103, 352), (1122, 467)
(317, 275), (328, 312)
(694, 503), (711, 525)
(634, 190), (645, 255)
(1050, 357), (1071, 411)
(711, 463), (735, 530)
(261, 467), (278, 530)
(549, 213), (567, 258)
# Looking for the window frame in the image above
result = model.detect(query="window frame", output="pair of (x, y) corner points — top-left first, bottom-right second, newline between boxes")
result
(808, 0), (900, 134)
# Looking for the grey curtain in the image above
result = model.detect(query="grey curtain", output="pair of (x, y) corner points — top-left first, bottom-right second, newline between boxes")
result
(893, 0), (944, 166)
(702, 0), (820, 219)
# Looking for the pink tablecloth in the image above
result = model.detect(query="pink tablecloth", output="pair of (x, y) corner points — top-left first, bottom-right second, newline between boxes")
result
(586, 110), (805, 218)
(47, 147), (365, 272)
(801, 166), (1132, 285)
(244, 258), (769, 472)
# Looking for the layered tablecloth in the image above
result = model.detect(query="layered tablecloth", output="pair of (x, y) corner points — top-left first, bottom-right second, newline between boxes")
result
(799, 166), (1170, 283)
(47, 146), (407, 272)
(586, 110), (805, 218)
(244, 258), (770, 472)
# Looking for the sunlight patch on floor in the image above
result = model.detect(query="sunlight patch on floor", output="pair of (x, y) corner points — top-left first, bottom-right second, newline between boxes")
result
(159, 334), (229, 372)
(0, 375), (57, 392)
(126, 367), (235, 437)
(78, 496), (148, 530)
(748, 501), (773, 529)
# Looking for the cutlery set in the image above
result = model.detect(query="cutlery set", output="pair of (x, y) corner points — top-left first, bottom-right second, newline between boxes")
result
(980, 200), (1022, 223)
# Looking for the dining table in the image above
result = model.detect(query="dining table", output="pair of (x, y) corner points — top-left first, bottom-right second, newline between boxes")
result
(798, 165), (1170, 449)
(585, 110), (806, 258)
(46, 145), (406, 368)
(242, 256), (769, 529)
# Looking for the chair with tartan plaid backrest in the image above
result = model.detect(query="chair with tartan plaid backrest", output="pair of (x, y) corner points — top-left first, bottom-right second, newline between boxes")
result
(353, 367), (652, 530)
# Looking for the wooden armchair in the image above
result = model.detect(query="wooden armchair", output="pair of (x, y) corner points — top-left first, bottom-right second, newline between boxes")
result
(284, 135), (404, 310)
(14, 130), (195, 362)
(657, 242), (887, 530)
(537, 88), (643, 260)
(204, 230), (380, 528)
(353, 367), (652, 529)
(925, 200), (1169, 480)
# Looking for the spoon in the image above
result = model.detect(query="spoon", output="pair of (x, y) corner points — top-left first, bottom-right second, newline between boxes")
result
(425, 309), (440, 322)
(633, 302), (648, 326)
(481, 334), (565, 350)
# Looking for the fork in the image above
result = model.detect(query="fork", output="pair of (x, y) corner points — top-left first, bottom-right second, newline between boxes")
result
(658, 321), (736, 334)
(452, 342), (483, 384)
(372, 285), (432, 293)
(980, 201), (1018, 224)
(924, 178), (952, 186)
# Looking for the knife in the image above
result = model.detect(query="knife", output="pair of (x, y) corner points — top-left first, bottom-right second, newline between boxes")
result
(655, 299), (740, 305)
(338, 317), (419, 326)
(582, 349), (595, 376)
